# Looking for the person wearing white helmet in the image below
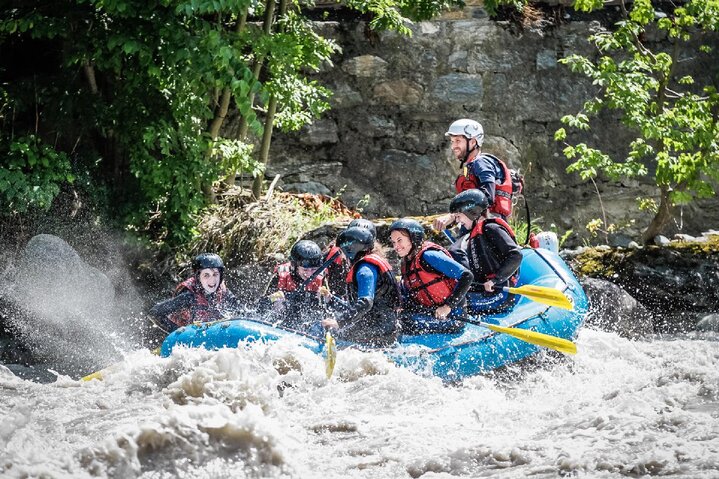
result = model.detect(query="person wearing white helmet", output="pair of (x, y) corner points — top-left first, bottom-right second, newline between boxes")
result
(433, 118), (518, 231)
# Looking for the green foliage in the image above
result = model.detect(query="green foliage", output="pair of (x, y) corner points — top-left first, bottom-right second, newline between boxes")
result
(212, 139), (263, 181)
(482, 0), (525, 16)
(1, 0), (455, 250)
(0, 135), (74, 213)
(557, 0), (719, 239)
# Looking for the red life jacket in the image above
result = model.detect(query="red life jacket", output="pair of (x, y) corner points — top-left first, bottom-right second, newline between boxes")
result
(168, 277), (228, 327)
(401, 242), (458, 307)
(469, 217), (518, 284)
(275, 262), (324, 292)
(346, 253), (400, 308)
(346, 254), (393, 282)
(454, 153), (514, 217)
(325, 245), (344, 265)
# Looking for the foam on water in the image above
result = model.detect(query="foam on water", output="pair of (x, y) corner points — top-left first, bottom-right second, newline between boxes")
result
(1, 328), (718, 478)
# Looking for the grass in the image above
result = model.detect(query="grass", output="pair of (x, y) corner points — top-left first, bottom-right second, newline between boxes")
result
(184, 188), (358, 268)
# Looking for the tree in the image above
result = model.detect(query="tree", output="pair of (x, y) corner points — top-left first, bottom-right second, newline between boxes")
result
(1, 0), (461, 247)
(555, 0), (719, 244)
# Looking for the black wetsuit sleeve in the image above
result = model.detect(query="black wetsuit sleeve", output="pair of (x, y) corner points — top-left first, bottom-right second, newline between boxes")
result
(336, 296), (374, 327)
(479, 181), (496, 206)
(485, 224), (522, 284)
(149, 291), (195, 331)
(445, 270), (474, 308)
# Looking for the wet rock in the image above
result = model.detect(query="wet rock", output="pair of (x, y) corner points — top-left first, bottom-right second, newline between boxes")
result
(14, 234), (114, 316)
(580, 277), (654, 338)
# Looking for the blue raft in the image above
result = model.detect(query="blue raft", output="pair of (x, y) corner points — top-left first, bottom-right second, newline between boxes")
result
(160, 248), (589, 381)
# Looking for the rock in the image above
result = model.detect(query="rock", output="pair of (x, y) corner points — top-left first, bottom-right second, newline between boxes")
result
(673, 233), (697, 242)
(14, 234), (114, 316)
(341, 55), (388, 78)
(282, 181), (332, 196)
(299, 119), (339, 145)
(580, 277), (654, 338)
(697, 313), (719, 332)
(608, 233), (634, 248)
(1, 234), (132, 374)
(654, 235), (671, 246)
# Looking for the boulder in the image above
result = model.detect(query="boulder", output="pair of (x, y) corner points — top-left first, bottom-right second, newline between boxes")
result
(580, 277), (654, 338)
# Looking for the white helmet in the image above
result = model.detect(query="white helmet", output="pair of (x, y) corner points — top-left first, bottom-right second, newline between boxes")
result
(445, 119), (484, 146)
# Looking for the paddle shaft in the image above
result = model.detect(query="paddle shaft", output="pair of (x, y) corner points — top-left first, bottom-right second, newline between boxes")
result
(298, 249), (340, 291)
(457, 316), (577, 354)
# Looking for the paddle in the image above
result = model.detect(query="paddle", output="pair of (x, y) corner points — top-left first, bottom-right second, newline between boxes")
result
(300, 249), (341, 291)
(500, 284), (573, 310)
(82, 346), (161, 381)
(324, 331), (337, 378)
(460, 317), (577, 354)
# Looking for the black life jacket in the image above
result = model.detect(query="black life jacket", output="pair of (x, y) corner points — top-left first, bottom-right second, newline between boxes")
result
(467, 217), (519, 285)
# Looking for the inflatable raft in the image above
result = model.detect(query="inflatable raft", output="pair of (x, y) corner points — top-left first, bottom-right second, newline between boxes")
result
(160, 248), (589, 381)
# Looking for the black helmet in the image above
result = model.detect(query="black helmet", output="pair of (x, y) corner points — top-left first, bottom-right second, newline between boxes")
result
(389, 218), (425, 248)
(336, 226), (374, 263)
(348, 218), (377, 241)
(192, 253), (224, 272)
(290, 240), (323, 268)
(192, 253), (225, 284)
(450, 189), (489, 221)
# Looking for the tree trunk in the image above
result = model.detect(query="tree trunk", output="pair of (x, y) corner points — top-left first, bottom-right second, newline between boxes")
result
(641, 186), (674, 245)
(252, 95), (278, 198)
(237, 0), (275, 141)
(251, 0), (286, 199)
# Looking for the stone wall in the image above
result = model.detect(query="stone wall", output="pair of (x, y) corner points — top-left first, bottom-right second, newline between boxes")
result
(254, 5), (719, 244)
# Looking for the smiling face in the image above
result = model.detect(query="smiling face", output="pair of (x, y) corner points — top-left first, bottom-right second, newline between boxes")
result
(198, 268), (221, 294)
(449, 135), (476, 161)
(390, 230), (413, 258)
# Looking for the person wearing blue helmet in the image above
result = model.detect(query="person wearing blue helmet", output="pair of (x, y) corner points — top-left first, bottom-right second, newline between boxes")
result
(321, 226), (400, 346)
(389, 218), (474, 334)
(450, 189), (522, 313)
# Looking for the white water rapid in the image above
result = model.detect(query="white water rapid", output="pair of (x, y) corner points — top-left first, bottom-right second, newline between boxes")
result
(1, 327), (718, 478)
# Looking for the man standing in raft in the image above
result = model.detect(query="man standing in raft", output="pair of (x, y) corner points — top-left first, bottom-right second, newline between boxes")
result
(433, 118), (517, 232)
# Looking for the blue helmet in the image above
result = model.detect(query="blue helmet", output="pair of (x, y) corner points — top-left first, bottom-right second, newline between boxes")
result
(336, 226), (374, 263)
(389, 218), (425, 248)
(348, 218), (377, 241)
(290, 240), (323, 268)
(450, 189), (489, 221)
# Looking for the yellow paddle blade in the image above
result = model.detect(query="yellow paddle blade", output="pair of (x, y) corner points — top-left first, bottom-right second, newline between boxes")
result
(482, 322), (577, 355)
(81, 362), (119, 382)
(82, 347), (161, 382)
(506, 285), (573, 310)
(81, 370), (105, 382)
(324, 331), (337, 379)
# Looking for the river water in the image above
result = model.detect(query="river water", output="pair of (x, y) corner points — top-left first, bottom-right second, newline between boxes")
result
(1, 325), (718, 479)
